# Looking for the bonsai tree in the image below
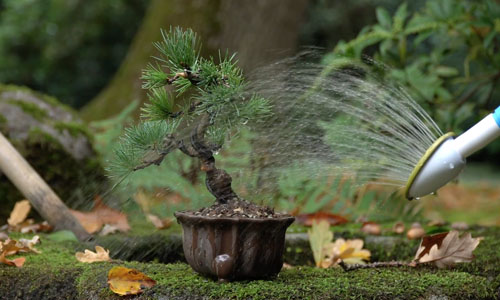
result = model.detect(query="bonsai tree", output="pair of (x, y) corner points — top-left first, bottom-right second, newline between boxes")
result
(111, 27), (295, 281)
(111, 27), (272, 208)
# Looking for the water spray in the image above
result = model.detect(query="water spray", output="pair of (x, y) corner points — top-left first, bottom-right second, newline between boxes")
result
(404, 106), (500, 199)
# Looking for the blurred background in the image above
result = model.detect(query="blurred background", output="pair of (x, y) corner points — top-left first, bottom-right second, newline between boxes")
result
(0, 0), (499, 228)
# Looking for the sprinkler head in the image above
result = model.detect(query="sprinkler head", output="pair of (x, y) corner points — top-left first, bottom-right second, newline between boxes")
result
(404, 132), (465, 200)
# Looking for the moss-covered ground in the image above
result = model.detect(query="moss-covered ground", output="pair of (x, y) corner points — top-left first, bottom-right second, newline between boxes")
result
(0, 225), (498, 299)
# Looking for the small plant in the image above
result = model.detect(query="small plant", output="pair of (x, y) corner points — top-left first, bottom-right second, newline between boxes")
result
(111, 27), (296, 281)
(110, 27), (271, 207)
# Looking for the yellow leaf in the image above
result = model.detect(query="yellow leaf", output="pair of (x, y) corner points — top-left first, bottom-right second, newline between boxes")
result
(324, 238), (371, 267)
(308, 220), (333, 267)
(107, 266), (156, 296)
(8, 200), (31, 227)
(75, 246), (110, 263)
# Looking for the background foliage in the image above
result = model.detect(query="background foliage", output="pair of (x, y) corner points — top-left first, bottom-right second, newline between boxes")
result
(0, 0), (148, 108)
(324, 0), (500, 162)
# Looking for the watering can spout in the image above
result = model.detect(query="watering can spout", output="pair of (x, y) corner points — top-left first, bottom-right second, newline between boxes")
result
(405, 106), (500, 200)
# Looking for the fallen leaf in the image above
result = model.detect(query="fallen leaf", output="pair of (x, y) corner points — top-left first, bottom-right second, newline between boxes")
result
(414, 231), (481, 268)
(146, 214), (172, 230)
(75, 246), (111, 263)
(20, 221), (53, 234)
(99, 224), (121, 236)
(0, 252), (25, 267)
(297, 212), (348, 226)
(451, 222), (469, 231)
(7, 200), (31, 227)
(427, 220), (447, 227)
(323, 238), (371, 267)
(393, 222), (405, 234)
(70, 196), (130, 234)
(282, 262), (293, 269)
(407, 223), (425, 240)
(107, 266), (156, 296)
(0, 232), (8, 241)
(18, 235), (41, 254)
(361, 222), (381, 235)
(0, 237), (40, 268)
(70, 210), (103, 234)
(308, 220), (333, 267)
(1, 239), (34, 256)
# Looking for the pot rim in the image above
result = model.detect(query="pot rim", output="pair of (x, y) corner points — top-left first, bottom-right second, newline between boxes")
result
(174, 211), (295, 225)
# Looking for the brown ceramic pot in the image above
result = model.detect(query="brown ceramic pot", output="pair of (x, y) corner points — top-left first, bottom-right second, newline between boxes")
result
(174, 211), (295, 281)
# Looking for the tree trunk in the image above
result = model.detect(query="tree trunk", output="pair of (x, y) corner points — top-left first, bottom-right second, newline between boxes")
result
(80, 0), (309, 121)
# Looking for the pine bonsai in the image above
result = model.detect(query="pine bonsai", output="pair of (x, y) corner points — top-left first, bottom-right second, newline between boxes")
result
(111, 27), (273, 214)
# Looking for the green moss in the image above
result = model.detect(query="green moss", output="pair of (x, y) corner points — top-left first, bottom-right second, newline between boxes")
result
(54, 121), (92, 138)
(0, 228), (498, 299)
(7, 99), (48, 121)
(0, 114), (6, 133)
(0, 84), (74, 114)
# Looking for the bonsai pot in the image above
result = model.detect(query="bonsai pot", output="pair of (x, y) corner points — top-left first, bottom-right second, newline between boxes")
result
(174, 211), (295, 281)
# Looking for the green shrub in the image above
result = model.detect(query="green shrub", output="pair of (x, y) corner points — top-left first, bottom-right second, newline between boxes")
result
(0, 0), (148, 108)
(324, 0), (500, 161)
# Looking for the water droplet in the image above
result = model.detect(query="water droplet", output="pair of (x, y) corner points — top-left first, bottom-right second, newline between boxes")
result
(449, 163), (454, 169)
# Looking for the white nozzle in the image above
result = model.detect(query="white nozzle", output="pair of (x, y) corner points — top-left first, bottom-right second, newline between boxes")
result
(407, 137), (465, 199)
(407, 107), (500, 199)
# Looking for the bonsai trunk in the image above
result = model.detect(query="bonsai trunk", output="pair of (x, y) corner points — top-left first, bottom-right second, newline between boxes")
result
(179, 114), (238, 204)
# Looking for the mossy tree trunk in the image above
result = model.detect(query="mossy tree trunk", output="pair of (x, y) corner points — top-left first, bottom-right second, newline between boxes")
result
(81, 0), (309, 121)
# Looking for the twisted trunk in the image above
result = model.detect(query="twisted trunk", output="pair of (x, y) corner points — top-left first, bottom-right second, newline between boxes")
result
(179, 115), (238, 204)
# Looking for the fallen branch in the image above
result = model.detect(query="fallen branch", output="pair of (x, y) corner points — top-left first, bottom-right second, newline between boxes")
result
(0, 132), (91, 241)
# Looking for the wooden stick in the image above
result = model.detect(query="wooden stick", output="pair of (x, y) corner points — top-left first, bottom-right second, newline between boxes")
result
(0, 132), (91, 241)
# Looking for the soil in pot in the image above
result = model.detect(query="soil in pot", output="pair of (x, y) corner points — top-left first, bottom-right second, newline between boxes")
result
(175, 199), (294, 282)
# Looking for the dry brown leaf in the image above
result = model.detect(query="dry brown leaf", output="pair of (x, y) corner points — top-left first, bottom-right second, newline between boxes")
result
(451, 222), (469, 231)
(107, 266), (156, 296)
(0, 236), (41, 268)
(361, 222), (381, 235)
(296, 212), (349, 226)
(282, 262), (293, 269)
(323, 238), (371, 267)
(0, 252), (25, 267)
(18, 235), (41, 254)
(70, 196), (130, 234)
(407, 223), (425, 240)
(1, 239), (33, 256)
(392, 222), (405, 234)
(99, 224), (121, 236)
(414, 231), (481, 268)
(146, 214), (173, 230)
(20, 221), (53, 234)
(7, 200), (31, 227)
(308, 220), (333, 267)
(70, 209), (103, 234)
(75, 246), (110, 263)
